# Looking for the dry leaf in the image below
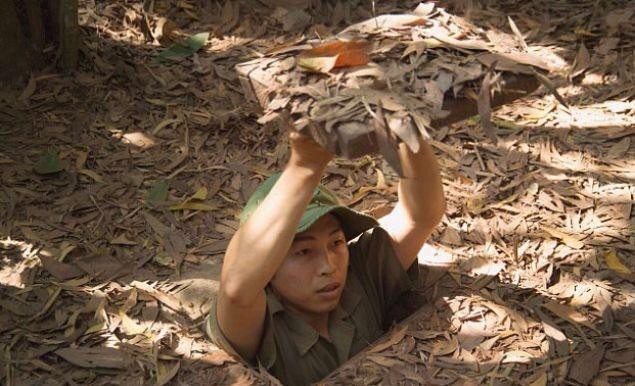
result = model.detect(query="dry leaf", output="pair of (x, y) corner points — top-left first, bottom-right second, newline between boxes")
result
(603, 249), (632, 275)
(55, 347), (128, 369)
(110, 234), (137, 245)
(571, 43), (591, 78)
(297, 55), (339, 73)
(508, 16), (528, 51)
(502, 349), (535, 364)
(541, 320), (567, 342)
(298, 40), (371, 73)
(170, 187), (217, 211)
(431, 337), (458, 356)
(122, 132), (158, 149)
(370, 324), (408, 353)
(387, 114), (420, 153)
(528, 371), (548, 386)
(606, 137), (631, 159)
(19, 76), (37, 101)
(542, 226), (585, 249)
(568, 346), (605, 385)
(367, 354), (403, 368)
(118, 310), (146, 335)
(543, 301), (598, 332)
(40, 255), (83, 280)
(413, 2), (435, 16)
(478, 63), (497, 142)
(200, 351), (236, 366)
(157, 361), (180, 386)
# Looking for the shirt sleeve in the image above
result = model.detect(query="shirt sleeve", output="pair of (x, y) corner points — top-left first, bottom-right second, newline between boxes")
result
(347, 226), (419, 320)
(204, 295), (277, 370)
(204, 296), (248, 364)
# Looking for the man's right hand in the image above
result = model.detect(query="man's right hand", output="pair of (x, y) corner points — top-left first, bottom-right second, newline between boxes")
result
(288, 129), (333, 172)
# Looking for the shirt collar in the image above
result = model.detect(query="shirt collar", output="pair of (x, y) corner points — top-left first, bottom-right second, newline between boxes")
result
(265, 281), (362, 357)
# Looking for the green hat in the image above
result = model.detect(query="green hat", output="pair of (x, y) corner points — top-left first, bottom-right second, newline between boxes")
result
(240, 172), (378, 240)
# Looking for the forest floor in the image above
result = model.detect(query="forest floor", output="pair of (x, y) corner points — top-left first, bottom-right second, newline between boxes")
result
(0, 1), (633, 385)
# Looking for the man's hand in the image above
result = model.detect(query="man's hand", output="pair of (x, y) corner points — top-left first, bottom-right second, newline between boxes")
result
(288, 129), (333, 172)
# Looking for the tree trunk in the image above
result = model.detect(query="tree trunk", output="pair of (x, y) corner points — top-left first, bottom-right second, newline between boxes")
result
(0, 0), (78, 87)
(57, 0), (79, 71)
(0, 1), (29, 86)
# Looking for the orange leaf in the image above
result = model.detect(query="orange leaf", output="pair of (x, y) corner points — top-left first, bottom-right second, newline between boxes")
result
(298, 40), (371, 72)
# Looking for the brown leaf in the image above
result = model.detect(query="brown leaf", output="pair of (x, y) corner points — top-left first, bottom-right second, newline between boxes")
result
(367, 354), (403, 368)
(19, 76), (37, 101)
(541, 319), (567, 342)
(386, 114), (420, 153)
(502, 349), (535, 364)
(130, 280), (193, 314)
(110, 233), (137, 245)
(341, 14), (428, 34)
(457, 320), (488, 351)
(571, 43), (591, 78)
(478, 62), (497, 143)
(428, 29), (491, 51)
(568, 346), (605, 385)
(157, 360), (180, 386)
(118, 308), (146, 336)
(606, 137), (631, 159)
(543, 301), (598, 332)
(369, 324), (408, 353)
(413, 2), (435, 16)
(431, 337), (459, 356)
(75, 253), (126, 281)
(200, 350), (236, 366)
(55, 347), (128, 369)
(528, 371), (548, 386)
(373, 102), (403, 176)
(40, 255), (83, 280)
(541, 226), (585, 249)
(532, 69), (569, 107)
(507, 16), (528, 51)
(143, 211), (187, 272)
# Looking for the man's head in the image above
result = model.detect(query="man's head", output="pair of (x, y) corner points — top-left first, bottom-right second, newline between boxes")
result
(240, 172), (378, 316)
(271, 213), (349, 315)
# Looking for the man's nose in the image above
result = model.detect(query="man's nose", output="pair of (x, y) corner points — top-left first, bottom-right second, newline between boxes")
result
(317, 248), (337, 275)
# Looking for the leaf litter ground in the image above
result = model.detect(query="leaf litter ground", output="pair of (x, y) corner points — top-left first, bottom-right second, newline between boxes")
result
(0, 1), (633, 385)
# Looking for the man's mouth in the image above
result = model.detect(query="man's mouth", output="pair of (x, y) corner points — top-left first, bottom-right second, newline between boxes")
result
(317, 282), (340, 293)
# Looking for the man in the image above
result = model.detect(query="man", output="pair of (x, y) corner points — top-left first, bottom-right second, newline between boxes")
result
(206, 129), (445, 385)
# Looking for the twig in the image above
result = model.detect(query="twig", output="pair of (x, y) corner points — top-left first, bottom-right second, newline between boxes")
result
(371, 1), (378, 29)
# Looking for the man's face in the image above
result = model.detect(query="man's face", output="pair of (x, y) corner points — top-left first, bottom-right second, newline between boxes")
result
(271, 214), (349, 318)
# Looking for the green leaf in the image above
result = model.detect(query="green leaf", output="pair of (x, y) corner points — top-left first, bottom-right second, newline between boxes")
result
(158, 32), (209, 59)
(170, 202), (217, 211)
(154, 252), (173, 267)
(146, 180), (169, 205)
(34, 152), (64, 174)
(169, 187), (217, 211)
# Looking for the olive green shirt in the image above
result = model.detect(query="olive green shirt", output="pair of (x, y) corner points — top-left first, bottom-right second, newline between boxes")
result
(206, 227), (418, 386)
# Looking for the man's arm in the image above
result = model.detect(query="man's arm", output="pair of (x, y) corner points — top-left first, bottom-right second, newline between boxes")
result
(378, 138), (446, 270)
(217, 132), (332, 361)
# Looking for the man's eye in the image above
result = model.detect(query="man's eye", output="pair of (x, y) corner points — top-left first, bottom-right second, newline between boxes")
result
(295, 249), (311, 257)
(332, 239), (345, 247)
